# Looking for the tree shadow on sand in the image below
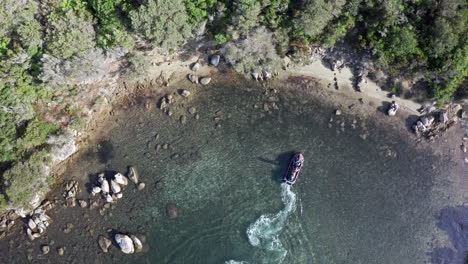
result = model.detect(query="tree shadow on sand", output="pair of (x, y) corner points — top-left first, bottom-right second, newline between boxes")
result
(429, 206), (468, 264)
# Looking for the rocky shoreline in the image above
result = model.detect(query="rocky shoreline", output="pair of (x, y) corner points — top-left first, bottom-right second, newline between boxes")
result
(0, 49), (467, 261)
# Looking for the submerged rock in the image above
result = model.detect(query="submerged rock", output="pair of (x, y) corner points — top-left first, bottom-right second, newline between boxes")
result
(115, 234), (135, 254)
(57, 247), (65, 256)
(166, 203), (178, 219)
(98, 235), (112, 253)
(128, 167), (139, 185)
(137, 182), (146, 191)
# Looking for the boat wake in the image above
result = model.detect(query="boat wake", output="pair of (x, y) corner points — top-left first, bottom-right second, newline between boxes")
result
(226, 183), (297, 264)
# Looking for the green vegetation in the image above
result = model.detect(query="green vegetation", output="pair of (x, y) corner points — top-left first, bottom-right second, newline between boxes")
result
(0, 149), (52, 211)
(129, 0), (193, 51)
(0, 0), (466, 212)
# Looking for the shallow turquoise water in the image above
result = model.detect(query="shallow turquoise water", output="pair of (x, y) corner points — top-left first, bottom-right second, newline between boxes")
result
(0, 75), (458, 263)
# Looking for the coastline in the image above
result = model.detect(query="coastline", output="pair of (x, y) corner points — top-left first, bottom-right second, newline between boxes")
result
(6, 49), (468, 218)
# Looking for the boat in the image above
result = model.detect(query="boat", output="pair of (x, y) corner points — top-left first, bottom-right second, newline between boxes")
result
(284, 152), (304, 185)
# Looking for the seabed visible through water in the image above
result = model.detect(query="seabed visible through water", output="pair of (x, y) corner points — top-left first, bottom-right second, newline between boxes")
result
(0, 73), (464, 264)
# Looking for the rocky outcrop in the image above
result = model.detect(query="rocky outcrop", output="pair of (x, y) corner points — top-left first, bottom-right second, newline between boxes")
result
(413, 104), (462, 139)
(25, 211), (52, 241)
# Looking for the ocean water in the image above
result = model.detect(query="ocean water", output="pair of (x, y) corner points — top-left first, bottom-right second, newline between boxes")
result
(0, 74), (462, 264)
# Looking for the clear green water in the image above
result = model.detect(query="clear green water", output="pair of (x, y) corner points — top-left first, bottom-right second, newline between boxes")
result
(0, 75), (459, 264)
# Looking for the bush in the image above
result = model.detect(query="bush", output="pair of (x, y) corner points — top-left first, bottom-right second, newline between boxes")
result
(88, 0), (135, 49)
(130, 0), (193, 51)
(40, 47), (127, 88)
(222, 27), (282, 75)
(17, 118), (58, 149)
(44, 9), (96, 58)
(294, 0), (344, 40)
(1, 149), (51, 211)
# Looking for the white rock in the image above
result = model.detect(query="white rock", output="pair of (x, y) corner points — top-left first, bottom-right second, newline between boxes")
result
(252, 72), (259, 80)
(115, 234), (135, 254)
(191, 62), (201, 71)
(114, 173), (128, 186)
(116, 193), (123, 199)
(110, 180), (121, 194)
(92, 186), (102, 195)
(130, 235), (143, 253)
(200, 77), (211, 85)
(27, 219), (37, 230)
(100, 179), (110, 194)
(180, 90), (191, 97)
(27, 228), (35, 241)
(105, 194), (113, 203)
(38, 213), (50, 222)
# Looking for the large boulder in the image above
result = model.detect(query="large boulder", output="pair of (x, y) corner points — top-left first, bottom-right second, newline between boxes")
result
(115, 234), (135, 254)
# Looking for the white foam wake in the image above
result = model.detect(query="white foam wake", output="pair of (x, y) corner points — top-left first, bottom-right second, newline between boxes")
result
(245, 183), (297, 263)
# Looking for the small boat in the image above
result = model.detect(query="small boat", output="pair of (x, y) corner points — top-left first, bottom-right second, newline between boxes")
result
(284, 152), (304, 185)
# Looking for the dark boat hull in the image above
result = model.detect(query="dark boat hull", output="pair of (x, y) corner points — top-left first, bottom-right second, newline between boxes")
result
(284, 153), (304, 185)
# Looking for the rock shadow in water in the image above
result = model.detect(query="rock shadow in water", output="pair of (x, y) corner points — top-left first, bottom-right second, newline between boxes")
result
(429, 206), (468, 264)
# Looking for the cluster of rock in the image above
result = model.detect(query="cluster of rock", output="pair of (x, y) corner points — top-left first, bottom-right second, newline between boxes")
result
(63, 180), (79, 207)
(91, 167), (143, 203)
(251, 68), (274, 81)
(186, 54), (219, 85)
(413, 104), (463, 139)
(98, 233), (143, 254)
(387, 101), (399, 116)
(25, 211), (52, 241)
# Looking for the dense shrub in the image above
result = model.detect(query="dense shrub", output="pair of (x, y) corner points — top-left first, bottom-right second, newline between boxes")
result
(130, 0), (193, 51)
(17, 118), (58, 149)
(44, 9), (96, 58)
(88, 0), (135, 49)
(0, 149), (51, 211)
(222, 27), (282, 75)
